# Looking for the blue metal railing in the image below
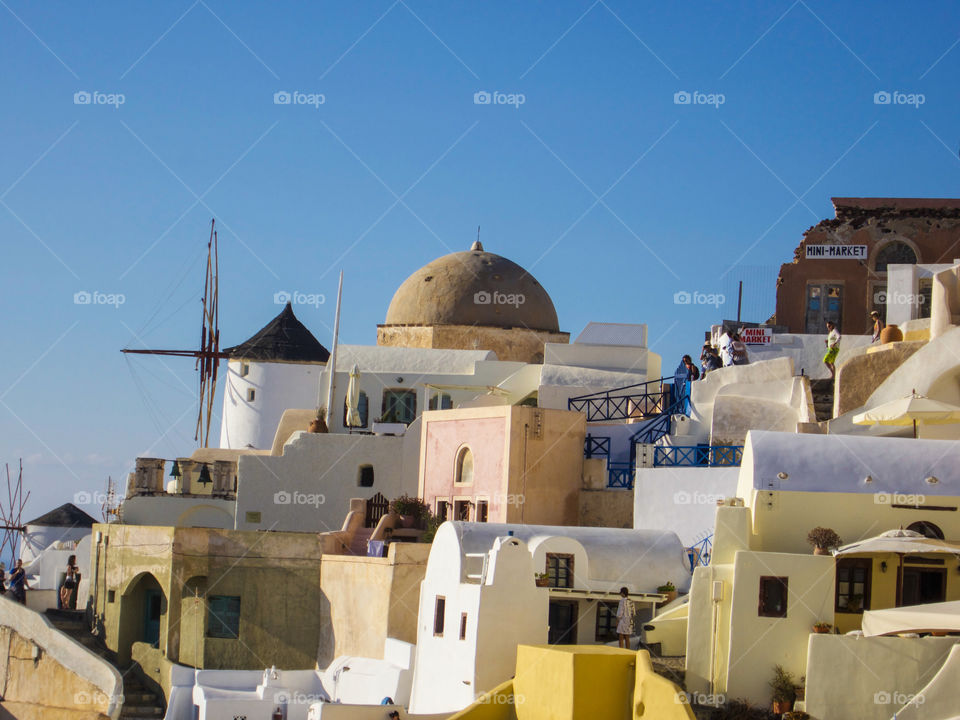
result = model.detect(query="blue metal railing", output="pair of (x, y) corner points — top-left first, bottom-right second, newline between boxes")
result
(688, 534), (712, 570)
(584, 434), (611, 458)
(653, 445), (744, 467)
(568, 377), (671, 422)
(607, 462), (634, 489)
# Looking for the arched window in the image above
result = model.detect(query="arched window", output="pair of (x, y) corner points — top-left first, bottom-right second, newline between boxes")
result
(907, 521), (944, 540)
(455, 446), (474, 485)
(874, 241), (918, 273)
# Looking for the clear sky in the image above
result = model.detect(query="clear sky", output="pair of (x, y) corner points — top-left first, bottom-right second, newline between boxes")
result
(2, 0), (959, 536)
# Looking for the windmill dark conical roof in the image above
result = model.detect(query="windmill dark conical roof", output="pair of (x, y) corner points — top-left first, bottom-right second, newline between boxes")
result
(224, 302), (330, 363)
(26, 503), (97, 528)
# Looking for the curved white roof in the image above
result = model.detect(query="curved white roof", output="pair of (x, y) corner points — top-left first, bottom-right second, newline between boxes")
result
(444, 521), (691, 592)
(741, 430), (960, 496)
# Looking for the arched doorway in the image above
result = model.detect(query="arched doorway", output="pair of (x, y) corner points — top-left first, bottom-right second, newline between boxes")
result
(116, 573), (166, 664)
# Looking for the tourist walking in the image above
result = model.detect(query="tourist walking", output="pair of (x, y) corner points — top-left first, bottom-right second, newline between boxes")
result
(870, 310), (884, 343)
(718, 330), (734, 367)
(9, 559), (28, 605)
(681, 355), (700, 381)
(731, 332), (750, 365)
(700, 343), (721, 375)
(60, 554), (80, 610)
(616, 586), (635, 649)
(824, 321), (841, 378)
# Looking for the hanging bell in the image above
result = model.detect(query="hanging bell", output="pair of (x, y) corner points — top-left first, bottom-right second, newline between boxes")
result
(170, 460), (181, 478)
(197, 463), (212, 486)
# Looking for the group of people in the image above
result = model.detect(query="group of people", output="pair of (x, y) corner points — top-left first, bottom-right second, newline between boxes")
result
(0, 555), (80, 608)
(680, 328), (752, 383)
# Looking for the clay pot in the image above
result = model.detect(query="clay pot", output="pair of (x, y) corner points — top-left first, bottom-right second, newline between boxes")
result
(812, 625), (831, 634)
(308, 417), (328, 433)
(773, 700), (793, 714)
(813, 546), (830, 555)
(535, 577), (550, 587)
(664, 590), (678, 604)
(880, 324), (903, 344)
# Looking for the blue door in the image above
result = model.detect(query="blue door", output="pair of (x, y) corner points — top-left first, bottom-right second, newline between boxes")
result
(143, 589), (162, 647)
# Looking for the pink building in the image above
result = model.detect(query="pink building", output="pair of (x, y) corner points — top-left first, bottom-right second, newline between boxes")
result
(418, 405), (586, 526)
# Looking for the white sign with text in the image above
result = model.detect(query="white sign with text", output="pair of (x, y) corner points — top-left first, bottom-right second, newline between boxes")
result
(805, 244), (867, 260)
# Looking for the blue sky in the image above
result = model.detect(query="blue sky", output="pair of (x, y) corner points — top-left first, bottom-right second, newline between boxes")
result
(1, 0), (959, 536)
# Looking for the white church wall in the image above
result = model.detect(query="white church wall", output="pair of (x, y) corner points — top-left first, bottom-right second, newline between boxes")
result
(234, 431), (418, 533)
(220, 359), (323, 450)
(120, 496), (235, 528)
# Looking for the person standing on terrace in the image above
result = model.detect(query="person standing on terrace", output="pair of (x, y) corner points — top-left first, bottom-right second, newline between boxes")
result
(824, 321), (841, 378)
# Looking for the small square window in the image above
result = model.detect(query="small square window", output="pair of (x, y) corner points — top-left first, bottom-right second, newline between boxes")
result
(459, 612), (468, 640)
(436, 500), (449, 521)
(246, 388), (256, 402)
(546, 553), (574, 589)
(240, 362), (250, 377)
(358, 465), (374, 487)
(476, 500), (488, 523)
(208, 595), (241, 638)
(107, 589), (116, 603)
(433, 596), (446, 636)
(454, 500), (471, 521)
(245, 511), (261, 524)
(758, 576), (788, 618)
(595, 602), (619, 642)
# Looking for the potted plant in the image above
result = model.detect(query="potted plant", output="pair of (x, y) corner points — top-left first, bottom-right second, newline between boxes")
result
(806, 527), (842, 555)
(657, 581), (677, 603)
(812, 622), (832, 634)
(419, 510), (442, 543)
(308, 408), (328, 433)
(845, 593), (863, 613)
(769, 664), (798, 714)
(535, 572), (550, 587)
(390, 494), (428, 529)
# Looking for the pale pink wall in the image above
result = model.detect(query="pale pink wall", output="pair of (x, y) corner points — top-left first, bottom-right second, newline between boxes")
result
(421, 416), (508, 521)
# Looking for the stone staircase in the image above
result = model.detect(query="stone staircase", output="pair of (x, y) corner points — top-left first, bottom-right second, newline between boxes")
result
(810, 378), (835, 422)
(348, 526), (374, 556)
(44, 609), (166, 719)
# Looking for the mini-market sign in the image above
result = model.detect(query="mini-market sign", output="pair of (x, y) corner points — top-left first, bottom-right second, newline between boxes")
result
(805, 244), (867, 260)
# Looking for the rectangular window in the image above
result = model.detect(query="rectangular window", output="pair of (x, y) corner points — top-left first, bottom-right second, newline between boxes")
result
(436, 500), (449, 521)
(381, 389), (417, 424)
(429, 391), (453, 410)
(758, 576), (788, 618)
(459, 612), (468, 640)
(595, 601), (619, 642)
(546, 553), (575, 589)
(357, 465), (374, 487)
(454, 500), (471, 521)
(246, 388), (256, 402)
(836, 558), (871, 613)
(433, 596), (446, 636)
(107, 589), (116, 603)
(919, 279), (933, 319)
(240, 362), (250, 377)
(207, 595), (241, 639)
(476, 500), (488, 523)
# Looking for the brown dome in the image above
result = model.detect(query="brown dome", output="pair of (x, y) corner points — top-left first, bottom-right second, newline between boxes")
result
(384, 242), (560, 332)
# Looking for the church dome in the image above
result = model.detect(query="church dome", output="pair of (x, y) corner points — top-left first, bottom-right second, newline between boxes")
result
(384, 241), (560, 332)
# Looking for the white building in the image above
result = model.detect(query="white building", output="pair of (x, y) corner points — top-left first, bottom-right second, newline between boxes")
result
(19, 503), (96, 611)
(408, 521), (691, 714)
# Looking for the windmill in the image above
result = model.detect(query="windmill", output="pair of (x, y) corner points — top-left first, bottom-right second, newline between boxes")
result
(0, 460), (29, 566)
(122, 220), (229, 447)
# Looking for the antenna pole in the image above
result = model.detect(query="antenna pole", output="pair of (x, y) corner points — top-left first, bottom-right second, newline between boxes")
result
(323, 271), (344, 428)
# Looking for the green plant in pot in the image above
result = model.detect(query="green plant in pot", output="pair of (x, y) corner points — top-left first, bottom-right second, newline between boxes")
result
(657, 581), (677, 603)
(390, 493), (428, 529)
(769, 664), (799, 714)
(535, 572), (550, 587)
(806, 527), (842, 555)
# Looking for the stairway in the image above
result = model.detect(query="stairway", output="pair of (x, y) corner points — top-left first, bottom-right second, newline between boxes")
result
(810, 378), (835, 422)
(348, 526), (374, 556)
(44, 609), (166, 719)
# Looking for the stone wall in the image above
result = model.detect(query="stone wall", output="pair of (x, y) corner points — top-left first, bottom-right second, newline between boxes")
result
(377, 324), (569, 363)
(578, 488), (633, 528)
(834, 340), (925, 416)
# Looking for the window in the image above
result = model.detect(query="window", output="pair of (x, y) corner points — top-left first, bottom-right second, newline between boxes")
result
(454, 500), (471, 521)
(836, 559), (871, 613)
(436, 500), (449, 521)
(874, 241), (918, 273)
(459, 613), (468, 640)
(546, 553), (575, 589)
(433, 596), (446, 636)
(245, 511), (261, 523)
(476, 500), (488, 523)
(918, 279), (933, 320)
(240, 362), (250, 377)
(107, 590), (116, 603)
(901, 567), (947, 606)
(343, 391), (369, 428)
(455, 446), (474, 485)
(595, 601), (619, 642)
(246, 388), (256, 402)
(907, 521), (944, 539)
(357, 465), (374, 488)
(207, 595), (241, 638)
(429, 391), (453, 410)
(758, 576), (788, 618)
(381, 389), (417, 424)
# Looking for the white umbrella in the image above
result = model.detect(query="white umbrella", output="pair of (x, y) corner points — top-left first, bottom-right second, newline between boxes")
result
(834, 529), (960, 606)
(853, 391), (960, 438)
(345, 364), (362, 428)
(862, 599), (960, 636)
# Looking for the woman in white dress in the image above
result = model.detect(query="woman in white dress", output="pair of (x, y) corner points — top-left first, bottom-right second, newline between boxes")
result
(616, 586), (634, 649)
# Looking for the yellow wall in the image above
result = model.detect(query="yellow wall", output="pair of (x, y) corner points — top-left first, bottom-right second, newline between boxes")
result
(377, 324), (570, 363)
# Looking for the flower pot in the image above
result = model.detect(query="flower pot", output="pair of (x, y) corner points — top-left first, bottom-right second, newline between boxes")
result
(308, 418), (328, 433)
(813, 546), (829, 555)
(662, 590), (678, 603)
(400, 515), (415, 529)
(812, 625), (830, 634)
(535, 577), (550, 587)
(773, 700), (793, 714)
(880, 324), (903, 344)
